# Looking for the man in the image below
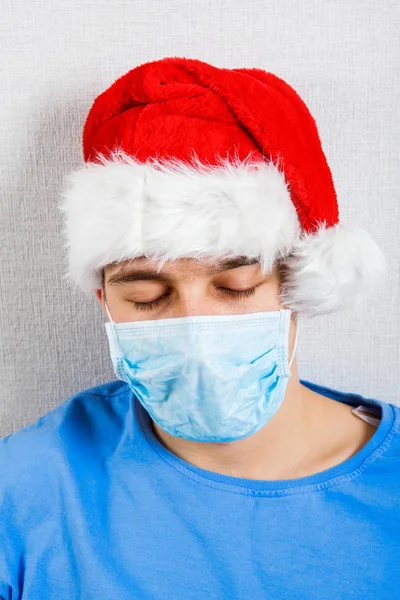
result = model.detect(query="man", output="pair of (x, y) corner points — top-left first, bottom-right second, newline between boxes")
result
(1, 56), (399, 599)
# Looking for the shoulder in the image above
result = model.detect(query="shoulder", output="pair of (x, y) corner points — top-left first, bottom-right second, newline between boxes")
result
(0, 380), (131, 593)
(301, 378), (400, 418)
(301, 379), (400, 463)
(0, 380), (131, 489)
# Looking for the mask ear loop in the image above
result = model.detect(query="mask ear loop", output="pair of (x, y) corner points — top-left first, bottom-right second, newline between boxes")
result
(105, 300), (115, 324)
(104, 300), (126, 362)
(288, 321), (299, 370)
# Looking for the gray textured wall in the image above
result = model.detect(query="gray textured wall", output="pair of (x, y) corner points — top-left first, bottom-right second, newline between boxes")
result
(1, 0), (399, 437)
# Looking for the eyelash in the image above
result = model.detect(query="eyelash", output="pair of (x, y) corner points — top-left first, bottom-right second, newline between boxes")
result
(132, 286), (257, 311)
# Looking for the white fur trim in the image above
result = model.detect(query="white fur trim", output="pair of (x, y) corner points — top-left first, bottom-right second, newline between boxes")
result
(59, 151), (386, 315)
(59, 150), (300, 294)
(280, 223), (387, 316)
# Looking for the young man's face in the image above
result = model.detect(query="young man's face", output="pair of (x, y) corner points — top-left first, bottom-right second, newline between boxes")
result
(95, 256), (286, 322)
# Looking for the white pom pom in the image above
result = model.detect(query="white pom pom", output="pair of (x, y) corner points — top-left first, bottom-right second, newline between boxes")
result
(280, 223), (387, 316)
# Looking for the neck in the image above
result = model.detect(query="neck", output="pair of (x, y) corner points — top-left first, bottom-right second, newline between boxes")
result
(151, 360), (322, 481)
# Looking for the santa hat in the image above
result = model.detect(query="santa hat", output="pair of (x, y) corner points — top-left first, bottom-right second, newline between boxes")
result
(59, 56), (386, 316)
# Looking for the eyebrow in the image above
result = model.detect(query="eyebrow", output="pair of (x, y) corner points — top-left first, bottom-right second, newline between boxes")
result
(106, 257), (260, 287)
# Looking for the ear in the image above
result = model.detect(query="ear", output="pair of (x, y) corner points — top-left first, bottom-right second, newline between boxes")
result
(95, 288), (103, 302)
(95, 267), (106, 303)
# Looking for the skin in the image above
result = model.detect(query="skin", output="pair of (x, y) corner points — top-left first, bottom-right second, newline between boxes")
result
(96, 256), (377, 481)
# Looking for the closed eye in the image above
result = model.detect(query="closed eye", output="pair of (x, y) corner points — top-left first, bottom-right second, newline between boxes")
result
(131, 293), (171, 311)
(130, 286), (258, 311)
(216, 286), (257, 299)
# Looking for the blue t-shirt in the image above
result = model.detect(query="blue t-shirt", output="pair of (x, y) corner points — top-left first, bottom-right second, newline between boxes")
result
(1, 379), (399, 599)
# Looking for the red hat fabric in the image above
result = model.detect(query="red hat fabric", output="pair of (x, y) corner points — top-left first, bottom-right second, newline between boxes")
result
(59, 56), (385, 315)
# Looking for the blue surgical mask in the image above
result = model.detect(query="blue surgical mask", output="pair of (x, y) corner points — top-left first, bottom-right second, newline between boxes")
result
(104, 304), (297, 443)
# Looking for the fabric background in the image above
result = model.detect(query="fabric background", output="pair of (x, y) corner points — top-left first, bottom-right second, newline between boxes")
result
(1, 0), (399, 436)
